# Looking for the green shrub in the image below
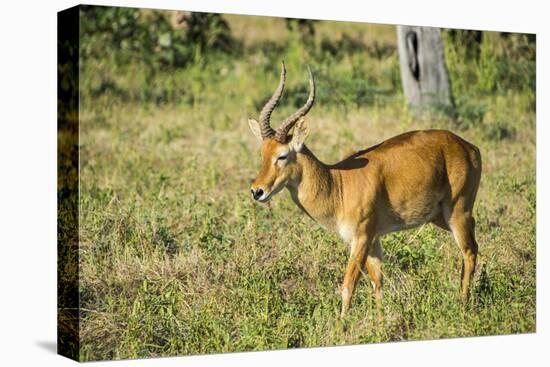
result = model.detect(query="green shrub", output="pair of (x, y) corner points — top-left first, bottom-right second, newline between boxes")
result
(80, 6), (236, 70)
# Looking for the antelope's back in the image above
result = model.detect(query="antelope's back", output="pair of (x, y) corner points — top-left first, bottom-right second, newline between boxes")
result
(335, 129), (481, 223)
(373, 129), (481, 205)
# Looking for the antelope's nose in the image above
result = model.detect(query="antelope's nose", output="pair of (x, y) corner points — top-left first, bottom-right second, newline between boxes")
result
(251, 188), (264, 200)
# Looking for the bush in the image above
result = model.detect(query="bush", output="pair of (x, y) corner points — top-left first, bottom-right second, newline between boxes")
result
(443, 31), (535, 130)
(80, 6), (236, 70)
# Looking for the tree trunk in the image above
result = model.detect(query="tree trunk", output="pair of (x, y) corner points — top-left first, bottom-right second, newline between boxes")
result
(397, 26), (455, 115)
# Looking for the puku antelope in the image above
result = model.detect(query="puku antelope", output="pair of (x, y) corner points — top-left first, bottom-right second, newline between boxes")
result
(247, 62), (482, 318)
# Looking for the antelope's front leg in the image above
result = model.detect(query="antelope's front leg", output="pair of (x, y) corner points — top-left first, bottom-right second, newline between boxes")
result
(340, 232), (372, 318)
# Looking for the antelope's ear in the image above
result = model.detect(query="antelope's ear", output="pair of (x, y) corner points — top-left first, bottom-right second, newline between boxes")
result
(290, 117), (309, 151)
(248, 118), (263, 141)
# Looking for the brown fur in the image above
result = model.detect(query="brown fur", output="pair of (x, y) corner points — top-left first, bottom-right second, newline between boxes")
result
(250, 125), (481, 318)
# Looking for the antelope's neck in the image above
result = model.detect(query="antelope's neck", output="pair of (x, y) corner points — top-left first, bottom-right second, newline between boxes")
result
(287, 145), (341, 231)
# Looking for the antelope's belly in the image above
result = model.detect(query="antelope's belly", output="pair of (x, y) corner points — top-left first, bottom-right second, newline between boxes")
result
(378, 201), (441, 235)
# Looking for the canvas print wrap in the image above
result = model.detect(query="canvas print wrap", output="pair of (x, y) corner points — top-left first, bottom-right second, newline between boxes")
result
(58, 4), (536, 362)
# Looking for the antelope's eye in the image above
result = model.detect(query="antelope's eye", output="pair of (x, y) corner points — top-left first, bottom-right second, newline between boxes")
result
(277, 154), (288, 161)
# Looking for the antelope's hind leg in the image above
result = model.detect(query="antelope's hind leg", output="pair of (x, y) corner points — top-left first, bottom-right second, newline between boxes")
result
(448, 206), (479, 303)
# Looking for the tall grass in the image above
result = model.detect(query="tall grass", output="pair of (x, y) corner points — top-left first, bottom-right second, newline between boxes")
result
(75, 9), (535, 361)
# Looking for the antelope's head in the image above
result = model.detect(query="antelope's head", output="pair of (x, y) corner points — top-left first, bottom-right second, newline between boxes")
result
(248, 62), (315, 202)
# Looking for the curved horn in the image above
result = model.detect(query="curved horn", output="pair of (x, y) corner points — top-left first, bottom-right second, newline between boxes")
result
(275, 65), (315, 143)
(258, 61), (286, 139)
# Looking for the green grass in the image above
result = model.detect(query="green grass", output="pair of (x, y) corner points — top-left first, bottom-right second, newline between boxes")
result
(76, 11), (535, 361)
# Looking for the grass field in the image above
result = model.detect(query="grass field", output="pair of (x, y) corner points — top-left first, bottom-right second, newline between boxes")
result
(75, 10), (535, 361)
